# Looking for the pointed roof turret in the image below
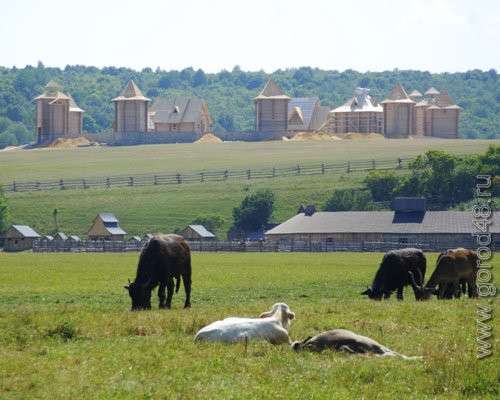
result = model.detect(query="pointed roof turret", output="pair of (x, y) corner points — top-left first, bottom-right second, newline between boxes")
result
(34, 80), (70, 101)
(409, 89), (423, 98)
(425, 87), (440, 96)
(254, 79), (290, 100)
(381, 83), (415, 104)
(112, 80), (151, 102)
(68, 94), (85, 113)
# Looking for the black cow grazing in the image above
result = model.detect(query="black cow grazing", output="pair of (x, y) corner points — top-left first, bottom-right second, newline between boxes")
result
(124, 234), (192, 310)
(291, 329), (421, 360)
(361, 248), (426, 300)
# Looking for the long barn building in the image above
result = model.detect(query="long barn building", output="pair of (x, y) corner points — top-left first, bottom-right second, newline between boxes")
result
(265, 198), (499, 251)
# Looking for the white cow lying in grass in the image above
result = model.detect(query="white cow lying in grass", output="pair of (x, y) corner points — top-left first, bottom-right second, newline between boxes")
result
(194, 303), (295, 345)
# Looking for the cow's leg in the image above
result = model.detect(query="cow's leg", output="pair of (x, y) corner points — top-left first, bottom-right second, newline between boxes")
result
(396, 286), (403, 301)
(467, 277), (478, 298)
(183, 273), (191, 308)
(158, 281), (167, 308)
(165, 276), (175, 309)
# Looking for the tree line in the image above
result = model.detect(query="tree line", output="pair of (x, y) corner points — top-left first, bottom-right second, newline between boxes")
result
(0, 63), (499, 147)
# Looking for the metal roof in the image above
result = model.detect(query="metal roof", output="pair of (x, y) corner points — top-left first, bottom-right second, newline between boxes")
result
(11, 225), (41, 238)
(99, 213), (119, 223)
(188, 225), (215, 238)
(254, 79), (290, 100)
(105, 226), (127, 236)
(265, 211), (500, 235)
(55, 232), (68, 240)
(69, 235), (81, 241)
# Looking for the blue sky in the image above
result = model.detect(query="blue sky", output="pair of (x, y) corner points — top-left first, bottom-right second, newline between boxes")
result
(1, 0), (499, 72)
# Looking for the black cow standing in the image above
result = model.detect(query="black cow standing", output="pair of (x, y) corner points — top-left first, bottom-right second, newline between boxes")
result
(361, 248), (426, 300)
(124, 234), (192, 310)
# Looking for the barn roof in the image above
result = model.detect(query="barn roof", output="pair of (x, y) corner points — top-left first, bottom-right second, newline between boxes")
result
(254, 79), (290, 100)
(150, 97), (208, 124)
(55, 232), (68, 240)
(9, 225), (41, 238)
(112, 80), (151, 102)
(105, 226), (127, 235)
(188, 225), (215, 238)
(69, 235), (81, 242)
(265, 211), (500, 235)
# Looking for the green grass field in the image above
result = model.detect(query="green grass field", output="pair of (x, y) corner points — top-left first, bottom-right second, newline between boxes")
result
(2, 138), (498, 237)
(0, 252), (497, 399)
(0, 139), (497, 182)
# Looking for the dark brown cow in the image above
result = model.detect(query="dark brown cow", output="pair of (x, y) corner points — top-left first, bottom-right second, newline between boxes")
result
(409, 248), (478, 300)
(124, 234), (192, 310)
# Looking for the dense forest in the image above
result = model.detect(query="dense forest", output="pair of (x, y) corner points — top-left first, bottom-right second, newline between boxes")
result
(0, 63), (499, 147)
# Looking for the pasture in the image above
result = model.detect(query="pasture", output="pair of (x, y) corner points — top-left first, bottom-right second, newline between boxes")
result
(2, 138), (498, 237)
(0, 252), (497, 399)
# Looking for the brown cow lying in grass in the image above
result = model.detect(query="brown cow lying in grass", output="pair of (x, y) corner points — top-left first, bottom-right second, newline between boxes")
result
(409, 248), (479, 300)
(291, 329), (421, 360)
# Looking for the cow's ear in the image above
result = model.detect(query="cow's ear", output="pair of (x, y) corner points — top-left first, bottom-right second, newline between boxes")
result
(361, 288), (370, 295)
(124, 285), (129, 290)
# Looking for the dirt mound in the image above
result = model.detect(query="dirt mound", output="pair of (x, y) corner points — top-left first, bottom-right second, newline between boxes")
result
(46, 137), (93, 149)
(343, 132), (385, 140)
(290, 132), (342, 141)
(195, 133), (223, 144)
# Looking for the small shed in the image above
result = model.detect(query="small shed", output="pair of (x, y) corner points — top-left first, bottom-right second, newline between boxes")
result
(54, 232), (68, 241)
(180, 225), (216, 241)
(3, 225), (41, 252)
(87, 213), (127, 241)
(128, 236), (142, 243)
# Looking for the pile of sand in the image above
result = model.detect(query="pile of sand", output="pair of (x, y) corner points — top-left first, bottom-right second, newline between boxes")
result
(46, 136), (93, 149)
(289, 132), (342, 141)
(343, 132), (385, 140)
(194, 133), (223, 144)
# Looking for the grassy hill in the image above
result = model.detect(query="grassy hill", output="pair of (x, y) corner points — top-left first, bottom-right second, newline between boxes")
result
(0, 252), (497, 399)
(2, 139), (497, 237)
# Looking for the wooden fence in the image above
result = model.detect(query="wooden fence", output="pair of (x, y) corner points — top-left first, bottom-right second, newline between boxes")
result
(32, 238), (475, 253)
(3, 156), (413, 193)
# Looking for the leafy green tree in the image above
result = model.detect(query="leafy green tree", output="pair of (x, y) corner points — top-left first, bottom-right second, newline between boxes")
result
(190, 215), (225, 234)
(324, 189), (373, 211)
(192, 69), (207, 87)
(232, 189), (275, 232)
(364, 171), (400, 202)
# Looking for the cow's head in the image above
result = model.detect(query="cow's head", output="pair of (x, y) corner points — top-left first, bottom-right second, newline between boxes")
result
(124, 279), (152, 311)
(361, 286), (384, 300)
(259, 303), (295, 329)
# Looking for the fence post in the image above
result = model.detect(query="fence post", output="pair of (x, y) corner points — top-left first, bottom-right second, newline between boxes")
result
(321, 163), (325, 174)
(82, 179), (88, 189)
(36, 182), (40, 191)
(347, 161), (351, 173)
(106, 177), (110, 189)
(296, 165), (301, 175)
(153, 175), (158, 185)
(247, 169), (251, 180)
(176, 173), (182, 184)
(272, 167), (276, 178)
(129, 177), (134, 186)
(12, 181), (16, 192)
(372, 159), (376, 170)
(200, 172), (204, 183)
(224, 170), (229, 180)
(397, 157), (402, 169)
(59, 179), (65, 190)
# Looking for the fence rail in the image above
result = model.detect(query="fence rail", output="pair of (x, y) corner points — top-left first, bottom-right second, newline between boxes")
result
(32, 238), (476, 253)
(2, 156), (414, 193)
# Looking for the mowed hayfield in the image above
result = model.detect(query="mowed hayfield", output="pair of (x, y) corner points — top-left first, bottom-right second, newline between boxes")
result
(0, 252), (498, 399)
(2, 138), (499, 237)
(0, 138), (497, 182)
